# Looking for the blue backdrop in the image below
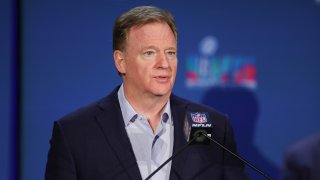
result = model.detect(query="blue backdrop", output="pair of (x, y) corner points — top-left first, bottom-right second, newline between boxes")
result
(1, 0), (13, 180)
(1, 0), (320, 180)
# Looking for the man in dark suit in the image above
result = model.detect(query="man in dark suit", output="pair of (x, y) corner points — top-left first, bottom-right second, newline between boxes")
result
(282, 133), (320, 180)
(45, 6), (249, 180)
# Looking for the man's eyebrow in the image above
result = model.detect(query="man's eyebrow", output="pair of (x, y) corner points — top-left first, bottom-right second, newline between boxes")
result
(141, 46), (177, 51)
(166, 47), (177, 51)
(141, 45), (158, 51)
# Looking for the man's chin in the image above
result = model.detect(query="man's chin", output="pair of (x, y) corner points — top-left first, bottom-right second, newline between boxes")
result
(154, 93), (165, 97)
(149, 86), (173, 97)
(153, 91), (171, 97)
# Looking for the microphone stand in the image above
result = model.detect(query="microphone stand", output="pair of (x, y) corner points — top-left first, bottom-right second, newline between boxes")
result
(200, 132), (273, 180)
(144, 136), (197, 180)
(145, 130), (273, 180)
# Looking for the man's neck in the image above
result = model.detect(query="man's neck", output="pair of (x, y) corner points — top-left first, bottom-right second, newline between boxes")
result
(123, 88), (170, 132)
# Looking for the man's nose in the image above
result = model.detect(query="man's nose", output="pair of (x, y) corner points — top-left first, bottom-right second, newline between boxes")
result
(156, 53), (169, 68)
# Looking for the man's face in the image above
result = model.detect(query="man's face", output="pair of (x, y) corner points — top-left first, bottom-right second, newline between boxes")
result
(117, 22), (177, 98)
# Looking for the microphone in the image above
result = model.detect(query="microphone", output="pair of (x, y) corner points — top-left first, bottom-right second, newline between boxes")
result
(185, 112), (273, 180)
(145, 112), (213, 180)
(183, 112), (213, 145)
(145, 112), (273, 180)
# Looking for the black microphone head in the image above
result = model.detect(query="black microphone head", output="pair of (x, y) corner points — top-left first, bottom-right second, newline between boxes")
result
(184, 112), (213, 145)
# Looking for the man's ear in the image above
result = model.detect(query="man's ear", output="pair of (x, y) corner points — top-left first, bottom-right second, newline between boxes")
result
(114, 50), (126, 75)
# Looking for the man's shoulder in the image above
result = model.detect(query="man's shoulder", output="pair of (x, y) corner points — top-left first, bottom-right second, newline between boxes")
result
(56, 88), (119, 126)
(284, 133), (320, 169)
(286, 133), (320, 157)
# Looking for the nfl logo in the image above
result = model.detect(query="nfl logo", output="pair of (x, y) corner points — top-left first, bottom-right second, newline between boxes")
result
(191, 113), (207, 123)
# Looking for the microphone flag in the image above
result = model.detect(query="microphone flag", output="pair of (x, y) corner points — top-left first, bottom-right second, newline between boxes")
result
(184, 112), (213, 145)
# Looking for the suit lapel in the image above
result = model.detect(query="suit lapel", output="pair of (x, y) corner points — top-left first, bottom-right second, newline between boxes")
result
(94, 90), (191, 180)
(169, 95), (190, 179)
(95, 88), (142, 180)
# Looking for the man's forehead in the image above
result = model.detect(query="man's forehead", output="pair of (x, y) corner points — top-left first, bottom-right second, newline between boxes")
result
(128, 23), (175, 41)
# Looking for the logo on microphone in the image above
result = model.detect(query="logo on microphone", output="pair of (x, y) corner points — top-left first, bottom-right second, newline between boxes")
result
(191, 113), (207, 123)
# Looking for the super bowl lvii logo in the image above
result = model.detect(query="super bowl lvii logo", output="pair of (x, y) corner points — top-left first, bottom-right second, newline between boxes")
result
(185, 36), (257, 89)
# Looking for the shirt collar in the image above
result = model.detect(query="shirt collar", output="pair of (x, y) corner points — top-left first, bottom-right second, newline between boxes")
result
(117, 84), (172, 126)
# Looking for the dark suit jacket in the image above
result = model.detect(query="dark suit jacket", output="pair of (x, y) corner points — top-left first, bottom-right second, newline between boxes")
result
(45, 87), (249, 180)
(282, 133), (320, 180)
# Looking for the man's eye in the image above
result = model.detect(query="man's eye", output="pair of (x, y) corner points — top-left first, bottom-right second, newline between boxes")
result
(144, 51), (155, 56)
(167, 51), (176, 56)
(166, 51), (176, 58)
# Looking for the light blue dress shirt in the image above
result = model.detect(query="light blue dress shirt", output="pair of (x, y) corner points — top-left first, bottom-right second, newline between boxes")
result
(117, 84), (174, 180)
